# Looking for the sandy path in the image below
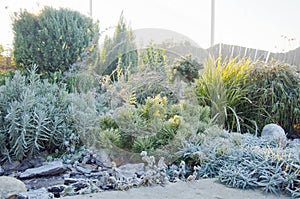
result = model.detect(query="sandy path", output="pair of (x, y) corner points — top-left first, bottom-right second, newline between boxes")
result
(62, 178), (289, 199)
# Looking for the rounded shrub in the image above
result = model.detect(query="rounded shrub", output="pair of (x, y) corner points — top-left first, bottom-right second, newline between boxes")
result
(12, 7), (99, 73)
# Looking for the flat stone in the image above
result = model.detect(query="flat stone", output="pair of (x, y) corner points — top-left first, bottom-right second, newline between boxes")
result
(18, 187), (53, 199)
(19, 161), (66, 179)
(64, 178), (81, 185)
(22, 175), (64, 190)
(75, 165), (92, 174)
(118, 163), (145, 178)
(0, 176), (27, 199)
(2, 161), (21, 174)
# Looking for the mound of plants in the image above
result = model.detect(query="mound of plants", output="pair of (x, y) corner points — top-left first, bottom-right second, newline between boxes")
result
(75, 45), (209, 162)
(0, 67), (79, 161)
(90, 78), (211, 162)
(194, 57), (300, 139)
(177, 126), (300, 198)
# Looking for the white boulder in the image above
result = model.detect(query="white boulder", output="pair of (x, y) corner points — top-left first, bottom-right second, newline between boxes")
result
(261, 123), (287, 146)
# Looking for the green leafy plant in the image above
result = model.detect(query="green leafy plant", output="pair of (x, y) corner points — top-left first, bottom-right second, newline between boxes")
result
(194, 57), (253, 133)
(241, 60), (300, 138)
(0, 67), (78, 161)
(98, 94), (211, 159)
(0, 69), (15, 86)
(98, 12), (138, 77)
(139, 42), (168, 72)
(168, 54), (202, 82)
(13, 6), (99, 73)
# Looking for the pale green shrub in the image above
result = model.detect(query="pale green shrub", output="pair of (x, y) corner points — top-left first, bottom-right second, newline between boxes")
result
(0, 67), (78, 161)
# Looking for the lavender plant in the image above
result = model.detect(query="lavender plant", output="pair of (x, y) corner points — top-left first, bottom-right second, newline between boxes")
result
(0, 67), (78, 161)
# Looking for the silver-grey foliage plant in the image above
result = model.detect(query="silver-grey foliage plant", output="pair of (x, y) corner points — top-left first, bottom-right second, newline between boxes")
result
(0, 67), (78, 161)
(179, 129), (300, 198)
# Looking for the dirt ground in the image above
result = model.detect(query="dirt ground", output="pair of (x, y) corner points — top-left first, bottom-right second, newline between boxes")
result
(62, 178), (289, 199)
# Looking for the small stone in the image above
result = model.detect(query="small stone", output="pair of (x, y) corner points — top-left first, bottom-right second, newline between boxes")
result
(72, 181), (89, 191)
(118, 163), (145, 178)
(48, 185), (66, 198)
(75, 165), (92, 174)
(48, 184), (66, 193)
(0, 176), (27, 199)
(64, 178), (80, 185)
(18, 187), (53, 199)
(0, 166), (4, 176)
(19, 161), (66, 179)
(92, 149), (113, 168)
(85, 172), (101, 178)
(261, 123), (287, 146)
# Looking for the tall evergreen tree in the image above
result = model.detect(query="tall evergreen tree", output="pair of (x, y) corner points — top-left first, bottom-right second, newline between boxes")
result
(98, 12), (138, 76)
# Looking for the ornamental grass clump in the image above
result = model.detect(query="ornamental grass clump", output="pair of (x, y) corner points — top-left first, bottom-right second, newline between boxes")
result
(241, 60), (300, 138)
(194, 57), (253, 133)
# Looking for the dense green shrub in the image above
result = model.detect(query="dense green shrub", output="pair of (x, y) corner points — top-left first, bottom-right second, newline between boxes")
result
(13, 7), (99, 73)
(168, 55), (202, 82)
(241, 60), (300, 138)
(0, 67), (78, 161)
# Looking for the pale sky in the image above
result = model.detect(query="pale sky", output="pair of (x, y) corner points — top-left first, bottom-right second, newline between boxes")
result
(1, 0), (300, 52)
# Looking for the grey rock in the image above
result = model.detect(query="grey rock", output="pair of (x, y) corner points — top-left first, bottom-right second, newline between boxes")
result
(118, 163), (145, 178)
(48, 184), (66, 193)
(22, 175), (64, 190)
(92, 150), (113, 168)
(75, 165), (92, 174)
(48, 185), (66, 198)
(261, 123), (287, 146)
(3, 156), (45, 176)
(0, 166), (4, 176)
(64, 177), (81, 185)
(18, 187), (53, 199)
(0, 176), (27, 199)
(72, 180), (89, 191)
(2, 161), (21, 174)
(19, 161), (66, 179)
